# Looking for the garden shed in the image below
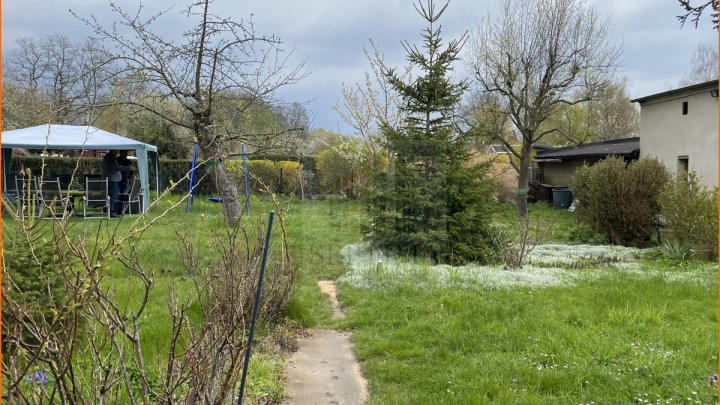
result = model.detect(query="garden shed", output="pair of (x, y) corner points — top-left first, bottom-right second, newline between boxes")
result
(2, 124), (160, 212)
(534, 137), (640, 187)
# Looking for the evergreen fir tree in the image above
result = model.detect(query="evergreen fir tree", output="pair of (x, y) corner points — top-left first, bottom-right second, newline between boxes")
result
(364, 0), (495, 265)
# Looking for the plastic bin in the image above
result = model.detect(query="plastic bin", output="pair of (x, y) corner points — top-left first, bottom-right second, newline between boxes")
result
(552, 188), (572, 209)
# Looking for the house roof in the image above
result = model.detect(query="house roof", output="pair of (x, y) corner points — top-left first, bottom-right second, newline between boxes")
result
(535, 137), (639, 160)
(631, 80), (718, 104)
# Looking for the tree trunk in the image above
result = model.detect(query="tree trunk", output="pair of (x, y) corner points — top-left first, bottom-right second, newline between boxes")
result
(516, 141), (531, 217)
(200, 141), (242, 225)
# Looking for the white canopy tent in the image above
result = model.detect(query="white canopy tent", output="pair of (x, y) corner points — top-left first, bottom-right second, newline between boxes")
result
(2, 125), (159, 212)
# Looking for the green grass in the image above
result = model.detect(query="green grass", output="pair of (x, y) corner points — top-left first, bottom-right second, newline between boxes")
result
(3, 195), (363, 401)
(326, 203), (717, 404)
(337, 272), (716, 404)
(5, 198), (717, 403)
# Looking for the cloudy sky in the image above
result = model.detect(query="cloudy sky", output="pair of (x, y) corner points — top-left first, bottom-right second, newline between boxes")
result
(2, 0), (716, 133)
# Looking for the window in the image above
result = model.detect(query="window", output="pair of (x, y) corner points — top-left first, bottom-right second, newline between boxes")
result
(682, 101), (688, 115)
(677, 156), (689, 175)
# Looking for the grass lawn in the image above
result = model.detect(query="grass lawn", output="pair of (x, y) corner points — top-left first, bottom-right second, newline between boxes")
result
(2, 195), (363, 402)
(290, 201), (717, 404)
(338, 270), (716, 404)
(4, 198), (716, 403)
(203, 197), (713, 404)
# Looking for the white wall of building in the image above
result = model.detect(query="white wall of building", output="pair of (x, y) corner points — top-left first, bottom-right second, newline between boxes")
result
(637, 83), (718, 188)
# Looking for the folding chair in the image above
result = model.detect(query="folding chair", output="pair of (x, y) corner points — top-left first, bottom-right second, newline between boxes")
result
(118, 178), (143, 215)
(2, 176), (21, 216)
(15, 176), (42, 219)
(83, 178), (110, 219)
(38, 177), (72, 219)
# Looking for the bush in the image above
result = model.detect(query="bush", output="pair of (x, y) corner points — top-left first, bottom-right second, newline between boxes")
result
(226, 159), (280, 194)
(658, 172), (718, 259)
(471, 154), (517, 203)
(564, 222), (607, 244)
(11, 156), (103, 183)
(316, 148), (352, 196)
(571, 156), (670, 247)
(251, 153), (316, 171)
(276, 161), (303, 196)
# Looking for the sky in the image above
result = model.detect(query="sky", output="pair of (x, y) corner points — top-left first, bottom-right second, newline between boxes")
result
(2, 0), (716, 133)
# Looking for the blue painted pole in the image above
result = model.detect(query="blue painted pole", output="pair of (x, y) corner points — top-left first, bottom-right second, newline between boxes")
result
(186, 143), (198, 214)
(237, 211), (275, 405)
(241, 143), (250, 214)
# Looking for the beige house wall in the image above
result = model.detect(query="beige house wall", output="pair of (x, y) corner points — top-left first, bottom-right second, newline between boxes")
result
(638, 85), (718, 188)
(542, 160), (593, 187)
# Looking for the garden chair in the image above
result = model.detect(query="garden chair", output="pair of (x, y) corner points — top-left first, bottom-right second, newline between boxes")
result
(83, 178), (110, 219)
(38, 177), (72, 219)
(15, 176), (42, 219)
(2, 176), (21, 216)
(3, 175), (20, 203)
(118, 178), (143, 215)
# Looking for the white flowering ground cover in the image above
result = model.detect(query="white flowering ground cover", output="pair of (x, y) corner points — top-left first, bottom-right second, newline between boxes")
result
(339, 242), (715, 290)
(279, 201), (716, 404)
(339, 243), (718, 404)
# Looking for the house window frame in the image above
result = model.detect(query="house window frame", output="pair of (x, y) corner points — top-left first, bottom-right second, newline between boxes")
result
(677, 155), (689, 176)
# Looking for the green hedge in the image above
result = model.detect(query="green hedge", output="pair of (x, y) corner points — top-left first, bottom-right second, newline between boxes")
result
(658, 172), (718, 258)
(10, 156), (217, 195)
(9, 155), (310, 197)
(158, 159), (216, 195)
(10, 156), (103, 181)
(226, 159), (306, 196)
(249, 153), (316, 171)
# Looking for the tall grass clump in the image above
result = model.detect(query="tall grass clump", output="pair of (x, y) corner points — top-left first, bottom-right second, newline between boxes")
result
(571, 156), (670, 247)
(658, 171), (718, 260)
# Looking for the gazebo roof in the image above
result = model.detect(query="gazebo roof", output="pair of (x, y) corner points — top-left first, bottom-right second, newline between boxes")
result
(2, 125), (157, 152)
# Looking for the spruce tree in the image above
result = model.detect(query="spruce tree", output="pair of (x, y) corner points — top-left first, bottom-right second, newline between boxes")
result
(364, 0), (495, 265)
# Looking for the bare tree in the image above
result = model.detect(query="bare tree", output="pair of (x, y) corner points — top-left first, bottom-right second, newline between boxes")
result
(680, 42), (719, 86)
(74, 0), (308, 224)
(467, 0), (622, 216)
(3, 35), (113, 128)
(677, 0), (718, 28)
(539, 78), (639, 145)
(334, 40), (408, 166)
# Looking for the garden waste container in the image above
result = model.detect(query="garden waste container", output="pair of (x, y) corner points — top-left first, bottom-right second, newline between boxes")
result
(552, 188), (572, 209)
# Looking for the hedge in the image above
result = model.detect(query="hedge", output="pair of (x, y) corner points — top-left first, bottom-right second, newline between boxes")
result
(9, 155), (310, 197)
(249, 153), (316, 171)
(10, 156), (216, 195)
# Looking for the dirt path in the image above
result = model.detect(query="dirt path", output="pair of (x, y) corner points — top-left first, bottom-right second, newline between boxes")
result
(318, 280), (345, 320)
(283, 281), (367, 405)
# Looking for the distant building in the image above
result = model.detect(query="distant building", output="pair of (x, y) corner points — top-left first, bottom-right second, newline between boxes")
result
(534, 137), (640, 187)
(632, 80), (718, 187)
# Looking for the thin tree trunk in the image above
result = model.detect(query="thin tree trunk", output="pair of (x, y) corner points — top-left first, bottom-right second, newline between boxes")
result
(516, 142), (531, 217)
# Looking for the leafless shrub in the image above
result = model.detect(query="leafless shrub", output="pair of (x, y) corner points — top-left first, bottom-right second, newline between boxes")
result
(2, 167), (295, 404)
(493, 217), (552, 270)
